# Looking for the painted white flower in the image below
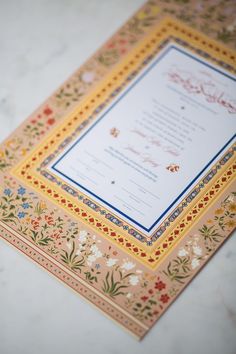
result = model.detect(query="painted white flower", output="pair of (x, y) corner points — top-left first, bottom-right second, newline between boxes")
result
(136, 269), (143, 274)
(178, 248), (188, 257)
(66, 242), (72, 251)
(87, 254), (97, 266)
(106, 258), (118, 267)
(129, 275), (139, 286)
(78, 230), (87, 243)
(193, 246), (202, 256)
(227, 24), (236, 32)
(126, 292), (132, 299)
(82, 71), (95, 83)
(96, 250), (102, 258)
(227, 195), (234, 203)
(121, 261), (135, 271)
(78, 243), (85, 251)
(91, 244), (98, 253)
(191, 258), (200, 269)
(90, 244), (102, 258)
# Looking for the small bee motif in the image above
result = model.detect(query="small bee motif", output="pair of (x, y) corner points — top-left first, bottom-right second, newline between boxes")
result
(166, 164), (180, 173)
(110, 127), (120, 138)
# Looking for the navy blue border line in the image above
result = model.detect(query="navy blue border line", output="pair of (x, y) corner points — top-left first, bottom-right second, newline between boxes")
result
(52, 45), (236, 232)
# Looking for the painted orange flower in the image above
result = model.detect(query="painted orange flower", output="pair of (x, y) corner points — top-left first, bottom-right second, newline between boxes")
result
(166, 164), (180, 173)
(215, 208), (224, 215)
(110, 127), (120, 138)
(6, 139), (15, 148)
(31, 219), (40, 230)
(228, 203), (236, 213)
(20, 148), (27, 156)
(225, 220), (236, 229)
(45, 215), (54, 225)
(207, 219), (213, 224)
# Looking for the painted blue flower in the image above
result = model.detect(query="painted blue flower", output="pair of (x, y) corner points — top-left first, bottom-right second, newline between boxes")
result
(95, 264), (100, 269)
(18, 187), (26, 195)
(22, 203), (30, 209)
(4, 188), (11, 196)
(18, 212), (26, 219)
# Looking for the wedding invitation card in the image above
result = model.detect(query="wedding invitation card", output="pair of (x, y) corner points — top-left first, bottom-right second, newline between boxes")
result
(1, 0), (235, 339)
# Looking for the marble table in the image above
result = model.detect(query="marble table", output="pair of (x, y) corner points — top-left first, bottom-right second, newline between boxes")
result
(0, 1), (235, 353)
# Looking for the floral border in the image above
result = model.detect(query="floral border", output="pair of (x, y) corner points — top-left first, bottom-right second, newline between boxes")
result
(12, 19), (236, 268)
(36, 32), (235, 245)
(0, 0), (236, 339)
(1, 181), (235, 337)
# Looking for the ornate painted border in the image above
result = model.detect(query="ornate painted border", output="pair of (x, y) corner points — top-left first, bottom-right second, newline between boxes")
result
(0, 1), (235, 339)
(1, 181), (235, 338)
(13, 18), (236, 267)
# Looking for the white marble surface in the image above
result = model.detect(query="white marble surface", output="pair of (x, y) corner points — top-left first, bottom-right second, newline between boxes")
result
(0, 1), (236, 353)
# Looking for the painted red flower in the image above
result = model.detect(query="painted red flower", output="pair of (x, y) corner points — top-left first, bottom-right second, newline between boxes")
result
(141, 296), (149, 302)
(45, 215), (54, 225)
(155, 280), (166, 291)
(107, 43), (115, 49)
(52, 232), (60, 240)
(148, 289), (154, 295)
(160, 294), (170, 304)
(44, 107), (53, 115)
(47, 118), (55, 125)
(31, 219), (39, 230)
